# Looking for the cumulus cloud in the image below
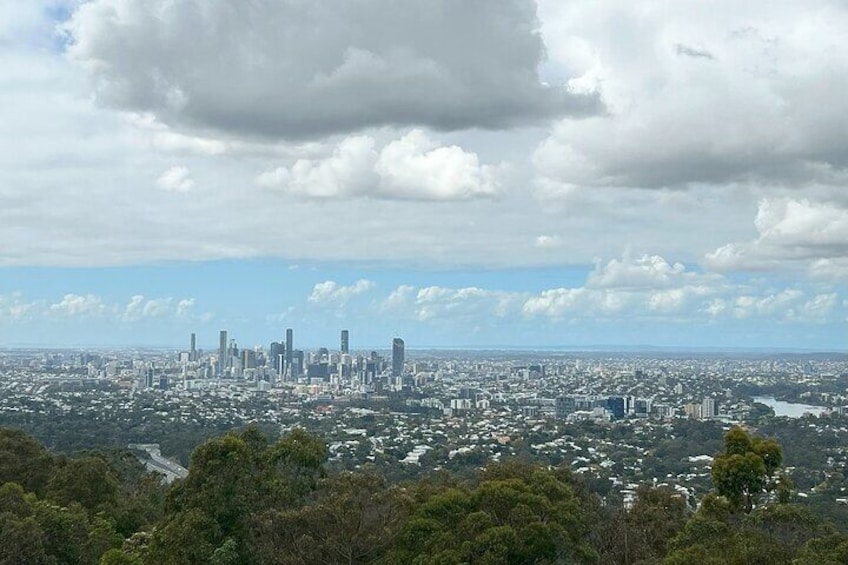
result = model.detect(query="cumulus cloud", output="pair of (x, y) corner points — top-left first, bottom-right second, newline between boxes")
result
(587, 254), (722, 290)
(256, 130), (499, 200)
(156, 165), (194, 192)
(696, 291), (838, 323)
(49, 294), (106, 317)
(705, 198), (848, 278)
(1, 291), (201, 324)
(122, 295), (184, 321)
(365, 252), (845, 327)
(176, 298), (195, 317)
(0, 293), (41, 322)
(2, 0), (847, 295)
(381, 284), (525, 322)
(523, 280), (835, 323)
(535, 0), (848, 190)
(373, 258), (840, 326)
(534, 235), (562, 249)
(308, 279), (375, 304)
(520, 252), (838, 322)
(64, 0), (599, 139)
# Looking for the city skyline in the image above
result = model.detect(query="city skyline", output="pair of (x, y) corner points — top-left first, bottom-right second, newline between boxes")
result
(1, 1), (846, 350)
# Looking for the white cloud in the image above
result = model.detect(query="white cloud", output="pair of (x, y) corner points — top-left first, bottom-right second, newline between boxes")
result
(535, 0), (848, 190)
(366, 252), (845, 326)
(522, 287), (587, 318)
(534, 235), (562, 249)
(0, 0), (846, 288)
(308, 279), (375, 304)
(381, 284), (525, 322)
(374, 130), (499, 200)
(2, 291), (202, 324)
(49, 294), (106, 317)
(588, 254), (689, 289)
(64, 0), (598, 139)
(122, 295), (180, 321)
(156, 165), (195, 192)
(257, 130), (499, 201)
(798, 293), (838, 322)
(0, 293), (41, 323)
(176, 298), (195, 317)
(381, 285), (416, 312)
(705, 198), (848, 279)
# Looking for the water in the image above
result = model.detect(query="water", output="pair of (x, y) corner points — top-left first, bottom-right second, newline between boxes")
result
(753, 396), (828, 418)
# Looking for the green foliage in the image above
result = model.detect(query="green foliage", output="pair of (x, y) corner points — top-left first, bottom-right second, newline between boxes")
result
(665, 503), (830, 565)
(253, 472), (411, 564)
(711, 427), (783, 513)
(99, 549), (142, 565)
(0, 512), (51, 565)
(151, 426), (328, 564)
(794, 533), (848, 564)
(591, 485), (690, 564)
(386, 460), (600, 564)
(147, 508), (222, 565)
(0, 427), (55, 494)
(0, 429), (152, 565)
(4, 425), (848, 565)
(46, 456), (120, 514)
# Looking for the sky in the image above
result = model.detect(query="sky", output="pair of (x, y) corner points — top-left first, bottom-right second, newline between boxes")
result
(0, 0), (846, 351)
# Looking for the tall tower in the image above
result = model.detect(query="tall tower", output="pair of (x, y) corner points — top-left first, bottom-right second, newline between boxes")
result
(340, 329), (349, 355)
(285, 328), (294, 377)
(190, 333), (196, 361)
(269, 342), (283, 374)
(218, 330), (228, 374)
(392, 338), (404, 377)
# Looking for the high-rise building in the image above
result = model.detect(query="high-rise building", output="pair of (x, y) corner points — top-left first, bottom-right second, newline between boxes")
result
(285, 328), (293, 373)
(340, 329), (349, 354)
(241, 349), (257, 370)
(218, 330), (228, 374)
(392, 338), (405, 377)
(269, 342), (284, 373)
(190, 333), (196, 361)
(702, 397), (718, 419)
(292, 349), (304, 378)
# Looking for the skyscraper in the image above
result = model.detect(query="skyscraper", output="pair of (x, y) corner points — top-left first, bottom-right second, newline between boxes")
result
(293, 350), (304, 379)
(392, 337), (405, 377)
(269, 342), (283, 374)
(219, 330), (228, 374)
(340, 329), (349, 354)
(285, 328), (293, 375)
(702, 397), (718, 419)
(190, 333), (196, 362)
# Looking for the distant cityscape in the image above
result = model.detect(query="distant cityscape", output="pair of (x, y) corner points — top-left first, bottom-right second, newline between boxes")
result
(172, 328), (406, 390)
(2, 338), (847, 509)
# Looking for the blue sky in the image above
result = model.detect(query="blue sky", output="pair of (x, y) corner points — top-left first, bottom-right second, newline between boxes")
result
(0, 1), (846, 351)
(0, 260), (843, 351)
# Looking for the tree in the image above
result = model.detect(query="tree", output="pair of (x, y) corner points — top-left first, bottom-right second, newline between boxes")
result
(0, 427), (54, 495)
(46, 456), (120, 515)
(253, 472), (411, 564)
(152, 427), (327, 564)
(711, 427), (783, 513)
(99, 549), (142, 565)
(0, 512), (51, 565)
(591, 485), (689, 564)
(794, 533), (848, 564)
(386, 460), (599, 564)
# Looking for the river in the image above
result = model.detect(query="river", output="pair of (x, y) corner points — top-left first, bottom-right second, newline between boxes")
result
(753, 396), (829, 418)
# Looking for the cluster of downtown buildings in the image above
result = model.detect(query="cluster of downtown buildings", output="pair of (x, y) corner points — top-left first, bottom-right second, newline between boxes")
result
(166, 329), (406, 391)
(148, 331), (741, 424)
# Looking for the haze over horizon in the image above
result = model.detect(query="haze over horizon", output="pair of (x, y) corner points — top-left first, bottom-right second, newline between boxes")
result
(1, 1), (846, 350)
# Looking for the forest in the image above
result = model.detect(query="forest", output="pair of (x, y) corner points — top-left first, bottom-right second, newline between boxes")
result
(2, 425), (848, 564)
